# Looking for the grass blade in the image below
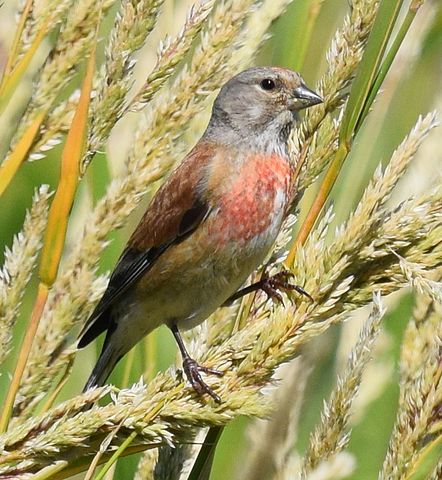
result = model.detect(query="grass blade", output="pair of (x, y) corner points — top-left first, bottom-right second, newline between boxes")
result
(0, 18), (49, 115)
(39, 34), (97, 284)
(340, 0), (403, 143)
(187, 427), (223, 480)
(1, 0), (34, 79)
(358, 0), (426, 128)
(0, 109), (47, 197)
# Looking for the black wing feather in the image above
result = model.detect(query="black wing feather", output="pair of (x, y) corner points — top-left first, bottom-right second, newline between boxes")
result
(78, 199), (210, 348)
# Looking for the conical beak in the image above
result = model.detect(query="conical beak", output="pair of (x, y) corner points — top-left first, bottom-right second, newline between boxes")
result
(292, 83), (323, 110)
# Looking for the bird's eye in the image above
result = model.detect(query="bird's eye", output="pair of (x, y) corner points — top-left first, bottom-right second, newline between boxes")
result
(260, 78), (276, 91)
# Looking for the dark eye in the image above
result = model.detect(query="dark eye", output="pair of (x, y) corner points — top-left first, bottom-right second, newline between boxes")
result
(260, 78), (276, 91)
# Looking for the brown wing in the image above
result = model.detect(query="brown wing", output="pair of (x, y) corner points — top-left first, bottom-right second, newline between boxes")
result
(78, 142), (217, 347)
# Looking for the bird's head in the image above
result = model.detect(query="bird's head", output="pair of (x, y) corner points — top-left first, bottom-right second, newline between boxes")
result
(206, 66), (322, 145)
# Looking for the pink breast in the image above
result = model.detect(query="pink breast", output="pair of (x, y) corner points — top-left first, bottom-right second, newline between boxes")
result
(211, 154), (291, 244)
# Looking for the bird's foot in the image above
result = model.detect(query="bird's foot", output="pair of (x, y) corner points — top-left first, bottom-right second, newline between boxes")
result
(259, 270), (313, 305)
(182, 357), (223, 403)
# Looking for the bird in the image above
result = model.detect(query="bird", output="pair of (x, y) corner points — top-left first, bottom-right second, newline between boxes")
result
(78, 66), (322, 402)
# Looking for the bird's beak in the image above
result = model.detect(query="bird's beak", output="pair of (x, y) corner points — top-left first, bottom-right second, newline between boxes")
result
(292, 83), (323, 110)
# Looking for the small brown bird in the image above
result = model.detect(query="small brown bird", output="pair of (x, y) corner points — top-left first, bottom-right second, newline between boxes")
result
(79, 66), (322, 401)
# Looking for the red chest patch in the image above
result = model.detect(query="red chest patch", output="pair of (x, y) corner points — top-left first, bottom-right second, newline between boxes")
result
(211, 154), (291, 244)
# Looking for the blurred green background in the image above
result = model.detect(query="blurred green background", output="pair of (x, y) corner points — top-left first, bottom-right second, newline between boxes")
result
(0, 0), (441, 478)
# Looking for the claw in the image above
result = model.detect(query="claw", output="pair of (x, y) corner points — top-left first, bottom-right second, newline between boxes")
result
(197, 364), (224, 377)
(182, 357), (223, 403)
(260, 269), (314, 304)
(262, 282), (285, 305)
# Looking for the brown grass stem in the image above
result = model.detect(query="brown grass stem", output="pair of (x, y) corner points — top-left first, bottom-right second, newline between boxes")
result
(0, 282), (49, 433)
(0, 110), (47, 197)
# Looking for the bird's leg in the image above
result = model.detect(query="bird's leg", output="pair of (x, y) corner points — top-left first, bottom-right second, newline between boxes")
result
(223, 269), (313, 306)
(171, 325), (223, 403)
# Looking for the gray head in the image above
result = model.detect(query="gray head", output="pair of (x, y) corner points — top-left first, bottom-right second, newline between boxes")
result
(204, 66), (322, 148)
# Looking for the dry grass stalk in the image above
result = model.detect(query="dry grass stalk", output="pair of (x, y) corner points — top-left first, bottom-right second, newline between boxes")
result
(134, 449), (158, 480)
(380, 280), (442, 479)
(12, 0), (114, 144)
(135, 441), (193, 480)
(241, 359), (310, 480)
(326, 113), (438, 267)
(0, 185), (51, 365)
(400, 272), (442, 384)
(396, 257), (442, 306)
(30, 0), (216, 164)
(87, 0), (167, 158)
(10, 0), (76, 71)
(129, 0), (216, 113)
(300, 293), (385, 477)
(29, 90), (80, 161)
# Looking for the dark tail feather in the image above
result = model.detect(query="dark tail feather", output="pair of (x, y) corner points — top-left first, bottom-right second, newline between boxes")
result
(78, 311), (110, 349)
(82, 340), (121, 393)
(80, 309), (121, 392)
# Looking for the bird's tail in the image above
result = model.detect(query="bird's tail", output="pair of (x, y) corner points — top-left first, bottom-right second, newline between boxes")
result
(82, 341), (121, 393)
